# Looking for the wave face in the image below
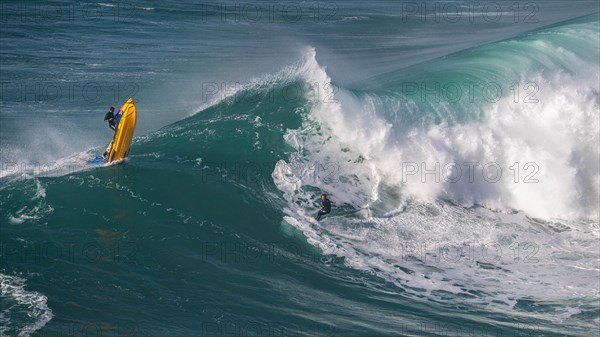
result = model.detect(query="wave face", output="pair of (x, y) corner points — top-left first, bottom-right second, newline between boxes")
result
(273, 15), (599, 334)
(1, 3), (599, 337)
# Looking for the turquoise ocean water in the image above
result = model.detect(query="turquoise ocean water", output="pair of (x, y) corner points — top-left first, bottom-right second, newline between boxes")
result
(1, 1), (599, 336)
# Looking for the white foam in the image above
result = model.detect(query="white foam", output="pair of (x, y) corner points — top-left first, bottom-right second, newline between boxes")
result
(0, 274), (53, 337)
(395, 72), (599, 219)
(278, 42), (599, 220)
(271, 43), (599, 325)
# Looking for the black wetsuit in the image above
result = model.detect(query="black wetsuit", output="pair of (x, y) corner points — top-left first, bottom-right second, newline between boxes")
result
(104, 111), (116, 130)
(316, 198), (333, 221)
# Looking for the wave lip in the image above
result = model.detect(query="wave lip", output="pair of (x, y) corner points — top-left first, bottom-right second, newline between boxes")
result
(278, 16), (600, 221)
(269, 16), (599, 332)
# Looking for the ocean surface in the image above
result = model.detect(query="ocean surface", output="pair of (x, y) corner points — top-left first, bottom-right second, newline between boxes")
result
(1, 1), (599, 336)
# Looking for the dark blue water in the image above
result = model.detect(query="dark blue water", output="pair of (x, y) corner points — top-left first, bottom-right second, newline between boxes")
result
(1, 1), (599, 336)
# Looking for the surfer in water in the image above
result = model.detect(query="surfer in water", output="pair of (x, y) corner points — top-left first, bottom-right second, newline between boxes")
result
(316, 193), (336, 221)
(104, 107), (117, 131)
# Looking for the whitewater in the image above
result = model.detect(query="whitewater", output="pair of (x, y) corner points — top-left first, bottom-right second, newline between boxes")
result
(1, 2), (599, 336)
